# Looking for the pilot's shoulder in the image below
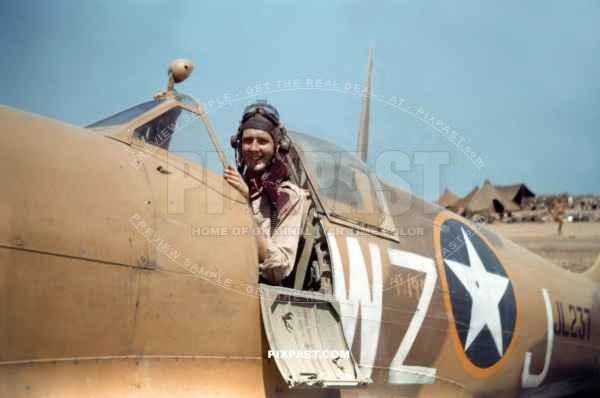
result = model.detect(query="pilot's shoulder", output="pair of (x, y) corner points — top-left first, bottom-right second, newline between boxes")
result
(280, 181), (306, 204)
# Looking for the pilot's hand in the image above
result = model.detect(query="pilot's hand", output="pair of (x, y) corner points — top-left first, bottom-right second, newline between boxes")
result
(224, 166), (249, 200)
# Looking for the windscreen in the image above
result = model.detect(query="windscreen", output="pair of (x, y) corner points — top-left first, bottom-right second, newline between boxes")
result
(290, 131), (386, 228)
(86, 99), (163, 128)
(132, 106), (224, 175)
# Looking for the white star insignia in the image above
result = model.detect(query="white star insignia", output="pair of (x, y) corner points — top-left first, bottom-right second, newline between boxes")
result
(444, 227), (510, 357)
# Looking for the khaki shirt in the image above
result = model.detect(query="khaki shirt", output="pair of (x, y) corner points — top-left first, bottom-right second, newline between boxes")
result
(250, 181), (307, 283)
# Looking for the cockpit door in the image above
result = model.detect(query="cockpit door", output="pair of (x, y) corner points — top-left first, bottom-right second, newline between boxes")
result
(259, 284), (370, 388)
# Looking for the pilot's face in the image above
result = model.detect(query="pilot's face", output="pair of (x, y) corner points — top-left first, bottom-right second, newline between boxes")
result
(241, 128), (275, 176)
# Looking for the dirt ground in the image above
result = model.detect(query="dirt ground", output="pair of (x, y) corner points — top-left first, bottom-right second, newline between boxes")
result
(488, 222), (600, 273)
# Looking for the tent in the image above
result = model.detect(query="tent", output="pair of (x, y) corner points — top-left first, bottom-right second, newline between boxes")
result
(455, 180), (519, 215)
(495, 183), (535, 208)
(436, 189), (459, 208)
(452, 186), (479, 212)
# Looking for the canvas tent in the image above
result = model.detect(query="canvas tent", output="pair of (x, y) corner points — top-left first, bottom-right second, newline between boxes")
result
(454, 180), (519, 215)
(436, 189), (459, 208)
(452, 186), (479, 212)
(495, 183), (535, 208)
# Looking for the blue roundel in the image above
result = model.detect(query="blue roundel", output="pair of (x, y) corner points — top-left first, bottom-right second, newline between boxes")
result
(440, 219), (517, 368)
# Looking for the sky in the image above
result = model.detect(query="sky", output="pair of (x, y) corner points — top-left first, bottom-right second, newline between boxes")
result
(1, 0), (598, 201)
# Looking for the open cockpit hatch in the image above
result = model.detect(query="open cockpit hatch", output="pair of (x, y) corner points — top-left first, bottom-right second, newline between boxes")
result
(259, 285), (370, 388)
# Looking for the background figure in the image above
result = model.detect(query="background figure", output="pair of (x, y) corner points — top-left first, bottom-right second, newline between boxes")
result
(552, 198), (566, 235)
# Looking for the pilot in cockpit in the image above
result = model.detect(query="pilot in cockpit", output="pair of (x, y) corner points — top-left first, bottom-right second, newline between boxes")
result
(224, 101), (307, 284)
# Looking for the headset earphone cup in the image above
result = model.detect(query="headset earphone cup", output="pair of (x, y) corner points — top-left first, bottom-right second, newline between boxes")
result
(278, 135), (290, 152)
(230, 134), (239, 149)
